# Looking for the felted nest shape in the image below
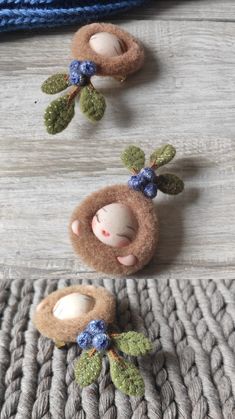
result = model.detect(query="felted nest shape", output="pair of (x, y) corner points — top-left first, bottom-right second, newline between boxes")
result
(69, 185), (159, 276)
(33, 285), (116, 343)
(71, 23), (145, 77)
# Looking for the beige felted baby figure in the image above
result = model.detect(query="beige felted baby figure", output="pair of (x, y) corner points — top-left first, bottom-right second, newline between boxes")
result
(71, 22), (144, 78)
(70, 144), (184, 276)
(33, 284), (153, 397)
(41, 23), (145, 134)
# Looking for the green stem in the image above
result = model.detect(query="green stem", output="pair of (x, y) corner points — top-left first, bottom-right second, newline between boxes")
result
(88, 348), (97, 357)
(107, 349), (124, 364)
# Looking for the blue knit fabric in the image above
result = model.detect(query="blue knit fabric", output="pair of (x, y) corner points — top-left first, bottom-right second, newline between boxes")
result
(0, 0), (147, 32)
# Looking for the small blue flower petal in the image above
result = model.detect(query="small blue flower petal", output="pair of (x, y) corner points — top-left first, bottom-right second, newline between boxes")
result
(69, 71), (81, 86)
(140, 167), (156, 183)
(137, 175), (149, 188)
(79, 61), (97, 77)
(69, 60), (82, 73)
(86, 319), (107, 336)
(143, 183), (158, 199)
(92, 333), (110, 351)
(76, 331), (92, 349)
(128, 175), (143, 191)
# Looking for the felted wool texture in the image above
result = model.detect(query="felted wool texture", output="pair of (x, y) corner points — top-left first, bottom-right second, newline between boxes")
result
(33, 285), (116, 343)
(71, 23), (145, 77)
(2, 276), (235, 418)
(69, 185), (159, 276)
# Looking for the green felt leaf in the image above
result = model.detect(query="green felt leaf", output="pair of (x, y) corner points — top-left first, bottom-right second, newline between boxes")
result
(41, 73), (70, 94)
(157, 173), (184, 195)
(80, 86), (106, 122)
(74, 350), (102, 387)
(121, 146), (145, 173)
(44, 94), (75, 135)
(109, 356), (145, 397)
(150, 144), (176, 168)
(113, 332), (152, 356)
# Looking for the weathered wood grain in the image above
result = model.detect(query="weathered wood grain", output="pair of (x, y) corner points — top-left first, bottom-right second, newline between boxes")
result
(0, 4), (234, 280)
(126, 0), (235, 21)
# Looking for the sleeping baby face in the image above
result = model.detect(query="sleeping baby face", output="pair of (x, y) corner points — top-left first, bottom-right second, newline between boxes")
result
(91, 203), (138, 248)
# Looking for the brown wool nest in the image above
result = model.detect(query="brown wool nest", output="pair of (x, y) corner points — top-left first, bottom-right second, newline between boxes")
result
(71, 23), (145, 77)
(69, 185), (159, 276)
(33, 285), (116, 343)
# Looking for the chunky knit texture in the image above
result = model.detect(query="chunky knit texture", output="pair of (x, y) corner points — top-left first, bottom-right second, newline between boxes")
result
(0, 0), (147, 32)
(1, 276), (235, 417)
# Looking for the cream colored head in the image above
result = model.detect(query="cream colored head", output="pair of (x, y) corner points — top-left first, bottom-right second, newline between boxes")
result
(53, 293), (95, 320)
(92, 202), (138, 248)
(89, 32), (126, 58)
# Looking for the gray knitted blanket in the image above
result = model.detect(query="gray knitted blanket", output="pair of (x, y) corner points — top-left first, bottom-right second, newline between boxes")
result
(0, 277), (235, 419)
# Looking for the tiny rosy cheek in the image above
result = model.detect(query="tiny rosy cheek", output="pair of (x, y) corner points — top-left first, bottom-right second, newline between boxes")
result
(116, 238), (130, 248)
(101, 229), (110, 237)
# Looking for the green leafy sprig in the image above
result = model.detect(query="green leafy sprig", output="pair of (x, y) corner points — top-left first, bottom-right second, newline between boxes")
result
(121, 144), (184, 196)
(41, 63), (106, 134)
(74, 330), (152, 397)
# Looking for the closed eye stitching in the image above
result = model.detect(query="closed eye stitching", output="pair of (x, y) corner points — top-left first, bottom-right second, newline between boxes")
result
(116, 233), (132, 241)
(118, 39), (126, 54)
(126, 225), (135, 231)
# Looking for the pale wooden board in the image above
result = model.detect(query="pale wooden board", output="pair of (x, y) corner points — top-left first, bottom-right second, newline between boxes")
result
(0, 2), (235, 280)
(129, 0), (235, 21)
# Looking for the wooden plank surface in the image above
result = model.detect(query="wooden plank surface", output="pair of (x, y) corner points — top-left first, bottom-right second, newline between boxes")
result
(129, 0), (235, 21)
(0, 1), (235, 280)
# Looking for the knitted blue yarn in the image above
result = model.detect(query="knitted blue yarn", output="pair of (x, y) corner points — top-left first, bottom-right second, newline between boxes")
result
(0, 0), (147, 32)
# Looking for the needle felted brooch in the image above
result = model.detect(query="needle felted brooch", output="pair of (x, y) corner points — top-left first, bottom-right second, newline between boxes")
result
(41, 23), (144, 134)
(33, 285), (152, 397)
(69, 144), (184, 276)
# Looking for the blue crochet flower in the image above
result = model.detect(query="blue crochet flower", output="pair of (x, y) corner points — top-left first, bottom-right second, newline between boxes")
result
(69, 71), (82, 86)
(79, 61), (97, 77)
(69, 60), (96, 86)
(128, 175), (143, 191)
(76, 331), (92, 349)
(69, 60), (82, 73)
(86, 319), (107, 336)
(143, 182), (158, 199)
(128, 167), (158, 199)
(92, 333), (110, 351)
(140, 167), (156, 183)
